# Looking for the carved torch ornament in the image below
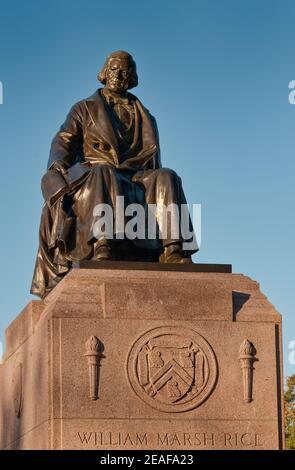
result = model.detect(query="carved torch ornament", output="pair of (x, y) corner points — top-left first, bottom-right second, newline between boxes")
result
(84, 335), (103, 400)
(12, 360), (24, 418)
(238, 339), (257, 403)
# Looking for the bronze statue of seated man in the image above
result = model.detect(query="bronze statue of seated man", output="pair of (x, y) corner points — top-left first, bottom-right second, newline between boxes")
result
(31, 50), (198, 298)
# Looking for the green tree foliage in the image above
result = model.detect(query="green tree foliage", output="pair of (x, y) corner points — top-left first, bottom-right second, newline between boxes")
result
(285, 374), (295, 449)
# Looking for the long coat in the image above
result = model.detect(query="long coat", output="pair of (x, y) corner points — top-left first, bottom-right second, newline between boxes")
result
(48, 89), (161, 171)
(31, 89), (196, 298)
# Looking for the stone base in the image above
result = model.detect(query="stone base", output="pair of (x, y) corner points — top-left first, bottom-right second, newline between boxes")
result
(0, 264), (284, 449)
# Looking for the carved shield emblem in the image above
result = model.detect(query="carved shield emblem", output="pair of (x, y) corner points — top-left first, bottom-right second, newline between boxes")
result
(127, 326), (218, 412)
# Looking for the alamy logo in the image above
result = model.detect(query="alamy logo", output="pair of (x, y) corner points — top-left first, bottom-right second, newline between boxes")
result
(92, 197), (201, 250)
(288, 80), (295, 105)
(288, 340), (295, 365)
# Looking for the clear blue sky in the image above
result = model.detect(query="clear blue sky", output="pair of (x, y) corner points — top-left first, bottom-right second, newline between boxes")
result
(0, 0), (294, 375)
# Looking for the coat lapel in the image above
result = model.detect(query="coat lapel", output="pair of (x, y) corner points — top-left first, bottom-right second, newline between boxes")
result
(84, 89), (161, 169)
(135, 99), (158, 149)
(133, 98), (162, 168)
(84, 89), (119, 158)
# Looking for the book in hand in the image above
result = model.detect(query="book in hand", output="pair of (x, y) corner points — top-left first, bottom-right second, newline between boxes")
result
(41, 162), (91, 206)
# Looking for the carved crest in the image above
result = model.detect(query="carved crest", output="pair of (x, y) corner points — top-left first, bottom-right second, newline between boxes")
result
(127, 326), (217, 412)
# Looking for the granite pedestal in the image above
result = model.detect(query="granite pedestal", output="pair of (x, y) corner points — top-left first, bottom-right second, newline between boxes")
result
(0, 263), (284, 449)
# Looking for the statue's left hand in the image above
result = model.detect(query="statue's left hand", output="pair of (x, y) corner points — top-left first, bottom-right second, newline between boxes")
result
(50, 160), (68, 175)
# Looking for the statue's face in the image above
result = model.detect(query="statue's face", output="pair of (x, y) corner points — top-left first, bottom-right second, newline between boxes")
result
(105, 58), (130, 94)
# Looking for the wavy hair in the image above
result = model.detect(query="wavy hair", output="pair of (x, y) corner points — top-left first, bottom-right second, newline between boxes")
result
(97, 50), (138, 89)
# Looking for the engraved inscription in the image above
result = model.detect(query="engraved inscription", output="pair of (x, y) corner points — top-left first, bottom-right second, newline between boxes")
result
(127, 326), (218, 412)
(76, 430), (262, 448)
(77, 431), (148, 447)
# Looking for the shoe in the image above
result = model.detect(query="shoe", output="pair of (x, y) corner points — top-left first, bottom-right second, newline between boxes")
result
(159, 243), (193, 264)
(92, 239), (112, 261)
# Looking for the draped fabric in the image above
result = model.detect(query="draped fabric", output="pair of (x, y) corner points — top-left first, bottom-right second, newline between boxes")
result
(31, 89), (197, 298)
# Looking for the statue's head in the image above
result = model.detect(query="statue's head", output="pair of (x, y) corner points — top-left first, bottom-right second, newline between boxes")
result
(98, 50), (138, 94)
